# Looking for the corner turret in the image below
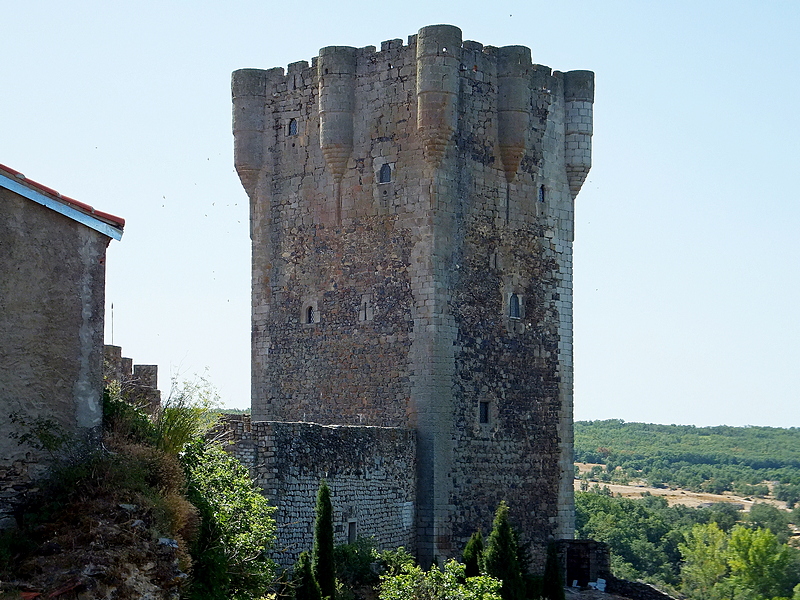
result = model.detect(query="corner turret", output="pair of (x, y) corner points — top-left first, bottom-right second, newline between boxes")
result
(416, 25), (462, 166)
(232, 69), (268, 198)
(563, 70), (594, 199)
(497, 46), (532, 183)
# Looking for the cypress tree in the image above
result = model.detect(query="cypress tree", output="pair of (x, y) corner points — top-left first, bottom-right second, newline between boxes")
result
(463, 530), (485, 578)
(293, 551), (322, 600)
(484, 501), (525, 600)
(542, 542), (565, 600)
(312, 480), (336, 600)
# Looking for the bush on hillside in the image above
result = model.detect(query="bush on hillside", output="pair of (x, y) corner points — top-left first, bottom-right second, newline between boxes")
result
(183, 439), (276, 600)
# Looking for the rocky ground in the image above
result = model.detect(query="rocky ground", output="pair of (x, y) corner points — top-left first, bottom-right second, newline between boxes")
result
(0, 495), (187, 600)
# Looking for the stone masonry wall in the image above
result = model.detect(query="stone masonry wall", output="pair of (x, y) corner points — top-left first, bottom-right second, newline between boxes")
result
(222, 416), (416, 567)
(234, 24), (592, 568)
(0, 188), (110, 529)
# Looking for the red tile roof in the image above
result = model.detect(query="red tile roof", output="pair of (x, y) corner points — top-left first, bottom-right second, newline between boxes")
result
(0, 163), (125, 229)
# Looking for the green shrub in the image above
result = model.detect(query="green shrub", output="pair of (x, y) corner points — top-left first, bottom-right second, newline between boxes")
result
(746, 502), (791, 544)
(183, 439), (276, 600)
(313, 481), (335, 600)
(484, 502), (525, 600)
(154, 375), (220, 454)
(378, 559), (501, 600)
(104, 374), (220, 454)
(294, 550), (322, 600)
(334, 536), (380, 588)
(463, 531), (484, 578)
(375, 547), (416, 576)
(541, 543), (564, 600)
(103, 381), (157, 445)
(8, 412), (72, 456)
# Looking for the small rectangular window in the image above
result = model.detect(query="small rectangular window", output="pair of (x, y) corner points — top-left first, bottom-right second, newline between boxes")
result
(479, 401), (490, 424)
(347, 521), (357, 544)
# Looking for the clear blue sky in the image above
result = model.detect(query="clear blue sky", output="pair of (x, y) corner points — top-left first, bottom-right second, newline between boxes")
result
(3, 1), (798, 427)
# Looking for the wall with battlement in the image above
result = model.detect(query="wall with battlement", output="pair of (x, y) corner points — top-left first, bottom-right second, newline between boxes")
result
(222, 415), (416, 567)
(234, 24), (592, 569)
(103, 344), (161, 413)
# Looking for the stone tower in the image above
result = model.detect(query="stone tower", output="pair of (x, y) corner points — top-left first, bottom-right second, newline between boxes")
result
(233, 24), (593, 568)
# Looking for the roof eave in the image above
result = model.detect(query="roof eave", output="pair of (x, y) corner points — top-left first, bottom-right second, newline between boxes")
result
(0, 169), (124, 241)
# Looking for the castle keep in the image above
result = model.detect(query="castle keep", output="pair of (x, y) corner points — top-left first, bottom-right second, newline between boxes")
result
(230, 24), (593, 569)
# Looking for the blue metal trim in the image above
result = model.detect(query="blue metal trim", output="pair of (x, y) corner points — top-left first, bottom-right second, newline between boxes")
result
(0, 173), (123, 240)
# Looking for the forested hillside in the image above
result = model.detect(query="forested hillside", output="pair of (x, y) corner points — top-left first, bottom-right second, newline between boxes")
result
(575, 420), (800, 505)
(576, 490), (800, 598)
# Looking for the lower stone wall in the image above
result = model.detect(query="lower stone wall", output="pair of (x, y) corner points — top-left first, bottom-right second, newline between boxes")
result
(0, 457), (43, 529)
(557, 539), (610, 588)
(222, 416), (416, 567)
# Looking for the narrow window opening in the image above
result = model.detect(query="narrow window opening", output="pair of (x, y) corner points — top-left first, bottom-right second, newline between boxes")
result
(509, 294), (521, 319)
(306, 305), (314, 324)
(538, 185), (546, 203)
(347, 521), (357, 544)
(479, 401), (490, 424)
(490, 251), (498, 269)
(288, 119), (298, 136)
(358, 295), (373, 322)
(379, 163), (392, 184)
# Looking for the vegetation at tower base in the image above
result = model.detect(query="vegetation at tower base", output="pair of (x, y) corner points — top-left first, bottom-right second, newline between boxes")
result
(378, 560), (501, 600)
(541, 543), (564, 600)
(288, 489), (518, 600)
(463, 530), (485, 578)
(313, 480), (336, 600)
(575, 489), (800, 599)
(293, 550), (323, 600)
(333, 535), (384, 590)
(183, 439), (276, 600)
(483, 502), (525, 600)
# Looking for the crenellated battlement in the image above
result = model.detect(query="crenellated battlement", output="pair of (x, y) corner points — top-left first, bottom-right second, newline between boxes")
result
(233, 25), (592, 207)
(235, 24), (593, 570)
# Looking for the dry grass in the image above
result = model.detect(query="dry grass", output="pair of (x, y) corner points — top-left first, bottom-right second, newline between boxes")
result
(574, 463), (790, 512)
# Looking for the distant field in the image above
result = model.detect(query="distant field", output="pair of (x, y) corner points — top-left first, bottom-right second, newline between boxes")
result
(574, 420), (800, 507)
(574, 462), (789, 512)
